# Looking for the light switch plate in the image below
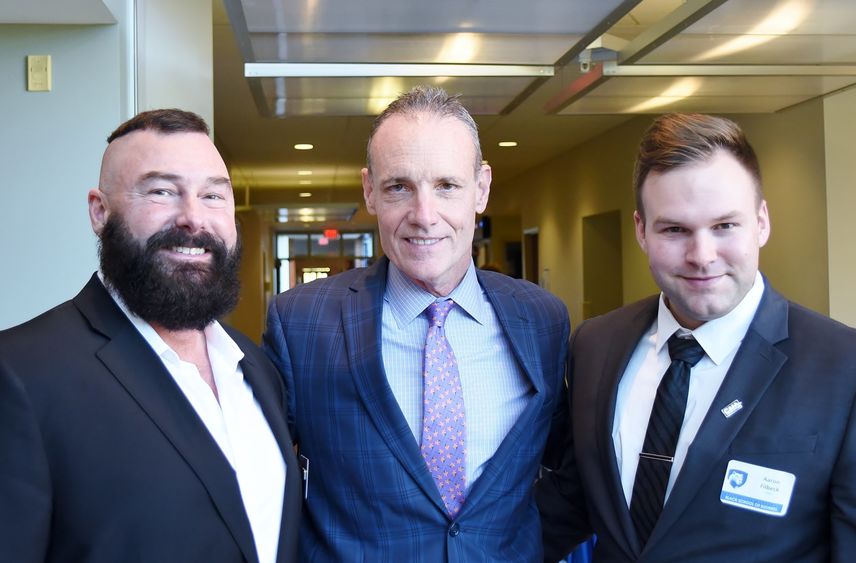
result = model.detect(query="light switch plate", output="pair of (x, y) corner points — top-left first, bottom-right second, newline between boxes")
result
(27, 55), (52, 92)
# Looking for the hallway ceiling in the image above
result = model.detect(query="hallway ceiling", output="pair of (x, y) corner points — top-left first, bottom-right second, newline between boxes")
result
(212, 0), (856, 228)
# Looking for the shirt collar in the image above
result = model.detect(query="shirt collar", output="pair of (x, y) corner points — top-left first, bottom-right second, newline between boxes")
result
(655, 271), (765, 365)
(384, 261), (487, 327)
(98, 271), (245, 375)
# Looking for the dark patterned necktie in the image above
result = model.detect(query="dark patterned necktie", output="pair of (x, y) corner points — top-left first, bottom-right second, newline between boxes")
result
(420, 300), (467, 517)
(630, 333), (705, 546)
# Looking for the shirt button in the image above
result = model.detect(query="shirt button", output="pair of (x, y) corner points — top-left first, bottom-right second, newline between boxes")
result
(448, 523), (460, 537)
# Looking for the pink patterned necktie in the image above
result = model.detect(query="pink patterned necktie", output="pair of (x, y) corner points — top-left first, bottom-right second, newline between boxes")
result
(420, 299), (467, 517)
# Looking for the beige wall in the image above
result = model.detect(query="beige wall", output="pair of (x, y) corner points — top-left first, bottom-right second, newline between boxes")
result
(225, 209), (272, 343)
(136, 0), (214, 128)
(823, 86), (856, 326)
(489, 100), (831, 325)
(733, 100), (829, 315)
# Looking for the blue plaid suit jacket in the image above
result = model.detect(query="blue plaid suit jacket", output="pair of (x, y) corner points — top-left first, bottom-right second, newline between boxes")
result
(264, 257), (570, 562)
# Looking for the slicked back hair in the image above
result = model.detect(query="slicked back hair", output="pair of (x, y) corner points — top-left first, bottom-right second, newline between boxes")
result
(106, 108), (209, 144)
(365, 85), (483, 176)
(634, 113), (762, 220)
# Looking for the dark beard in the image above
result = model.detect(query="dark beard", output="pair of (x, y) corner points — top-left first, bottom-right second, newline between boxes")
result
(98, 215), (242, 331)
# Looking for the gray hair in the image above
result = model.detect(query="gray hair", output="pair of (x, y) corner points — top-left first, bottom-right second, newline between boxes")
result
(365, 85), (483, 175)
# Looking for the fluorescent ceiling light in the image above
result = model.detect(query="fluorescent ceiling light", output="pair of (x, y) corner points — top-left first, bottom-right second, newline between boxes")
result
(294, 143), (314, 150)
(246, 63), (554, 78)
(436, 33), (480, 63)
(602, 61), (856, 76)
(298, 170), (313, 176)
(299, 192), (312, 198)
(498, 141), (518, 147)
(625, 77), (700, 113)
(299, 180), (312, 185)
(694, 0), (810, 62)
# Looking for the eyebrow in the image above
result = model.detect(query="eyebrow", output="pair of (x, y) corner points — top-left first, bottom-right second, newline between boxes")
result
(378, 175), (464, 186)
(137, 171), (232, 189)
(653, 211), (741, 225)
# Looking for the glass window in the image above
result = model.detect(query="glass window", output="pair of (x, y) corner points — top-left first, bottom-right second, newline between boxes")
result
(310, 233), (342, 256)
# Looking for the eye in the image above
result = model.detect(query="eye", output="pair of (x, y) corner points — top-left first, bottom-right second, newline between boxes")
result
(661, 226), (685, 234)
(714, 222), (737, 230)
(382, 183), (411, 196)
(148, 187), (175, 198)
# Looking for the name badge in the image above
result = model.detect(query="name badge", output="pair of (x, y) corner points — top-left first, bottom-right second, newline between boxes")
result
(719, 460), (795, 517)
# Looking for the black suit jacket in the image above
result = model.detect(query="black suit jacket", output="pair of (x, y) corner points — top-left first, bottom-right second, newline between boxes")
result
(537, 283), (856, 562)
(0, 274), (301, 563)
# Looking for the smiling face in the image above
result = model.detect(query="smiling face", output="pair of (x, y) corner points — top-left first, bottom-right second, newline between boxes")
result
(362, 113), (490, 296)
(88, 129), (241, 330)
(635, 150), (770, 329)
(89, 129), (237, 263)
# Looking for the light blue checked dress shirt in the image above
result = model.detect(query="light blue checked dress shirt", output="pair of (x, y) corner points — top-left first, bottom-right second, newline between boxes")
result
(382, 261), (531, 489)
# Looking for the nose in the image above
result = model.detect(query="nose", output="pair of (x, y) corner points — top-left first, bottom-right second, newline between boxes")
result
(686, 231), (717, 267)
(408, 188), (439, 228)
(174, 194), (206, 233)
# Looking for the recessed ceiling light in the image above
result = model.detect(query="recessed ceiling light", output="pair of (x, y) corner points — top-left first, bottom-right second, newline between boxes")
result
(299, 192), (312, 198)
(294, 143), (314, 150)
(299, 180), (312, 185)
(298, 170), (313, 176)
(498, 141), (518, 147)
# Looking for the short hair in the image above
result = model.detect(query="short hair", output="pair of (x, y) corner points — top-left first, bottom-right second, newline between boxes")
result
(106, 108), (209, 144)
(633, 113), (762, 220)
(365, 85), (482, 175)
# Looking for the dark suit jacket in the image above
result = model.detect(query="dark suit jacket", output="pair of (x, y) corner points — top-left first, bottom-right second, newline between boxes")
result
(0, 274), (301, 563)
(537, 283), (856, 562)
(263, 257), (570, 562)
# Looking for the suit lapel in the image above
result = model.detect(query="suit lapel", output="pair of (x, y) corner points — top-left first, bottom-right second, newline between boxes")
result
(75, 275), (259, 563)
(596, 298), (660, 557)
(647, 286), (789, 549)
(340, 259), (446, 513)
(459, 276), (543, 511)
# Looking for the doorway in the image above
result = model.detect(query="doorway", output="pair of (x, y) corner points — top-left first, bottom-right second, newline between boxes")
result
(523, 228), (540, 285)
(582, 210), (623, 319)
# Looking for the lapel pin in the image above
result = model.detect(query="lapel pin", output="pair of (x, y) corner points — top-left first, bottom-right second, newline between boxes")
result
(721, 400), (743, 418)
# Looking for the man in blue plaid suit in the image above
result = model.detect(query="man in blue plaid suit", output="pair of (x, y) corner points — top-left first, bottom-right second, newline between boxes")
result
(264, 86), (571, 562)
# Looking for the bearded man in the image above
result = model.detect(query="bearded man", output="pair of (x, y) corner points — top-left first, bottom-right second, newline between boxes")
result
(0, 109), (300, 563)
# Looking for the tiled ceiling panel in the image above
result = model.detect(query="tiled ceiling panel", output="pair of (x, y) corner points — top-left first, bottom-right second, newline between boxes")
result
(259, 76), (545, 116)
(225, 0), (641, 116)
(239, 0), (630, 34)
(559, 0), (856, 115)
(248, 33), (582, 64)
(561, 75), (856, 114)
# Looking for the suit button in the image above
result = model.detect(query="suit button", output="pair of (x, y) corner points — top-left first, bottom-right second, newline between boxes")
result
(448, 523), (460, 537)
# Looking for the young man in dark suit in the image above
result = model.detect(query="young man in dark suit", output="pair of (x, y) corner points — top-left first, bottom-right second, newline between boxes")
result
(537, 113), (856, 562)
(0, 109), (301, 563)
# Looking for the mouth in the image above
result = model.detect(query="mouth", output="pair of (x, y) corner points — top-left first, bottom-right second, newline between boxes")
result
(405, 237), (443, 246)
(680, 274), (723, 287)
(167, 246), (208, 257)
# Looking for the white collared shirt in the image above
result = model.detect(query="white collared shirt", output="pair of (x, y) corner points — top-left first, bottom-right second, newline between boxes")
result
(103, 276), (285, 563)
(613, 272), (765, 506)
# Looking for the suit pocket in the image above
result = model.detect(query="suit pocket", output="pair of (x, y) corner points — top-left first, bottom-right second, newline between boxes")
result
(728, 434), (818, 454)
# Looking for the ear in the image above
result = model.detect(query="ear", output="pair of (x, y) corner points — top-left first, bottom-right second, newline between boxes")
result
(757, 199), (771, 248)
(361, 168), (377, 216)
(475, 164), (491, 214)
(633, 210), (648, 253)
(88, 188), (110, 235)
